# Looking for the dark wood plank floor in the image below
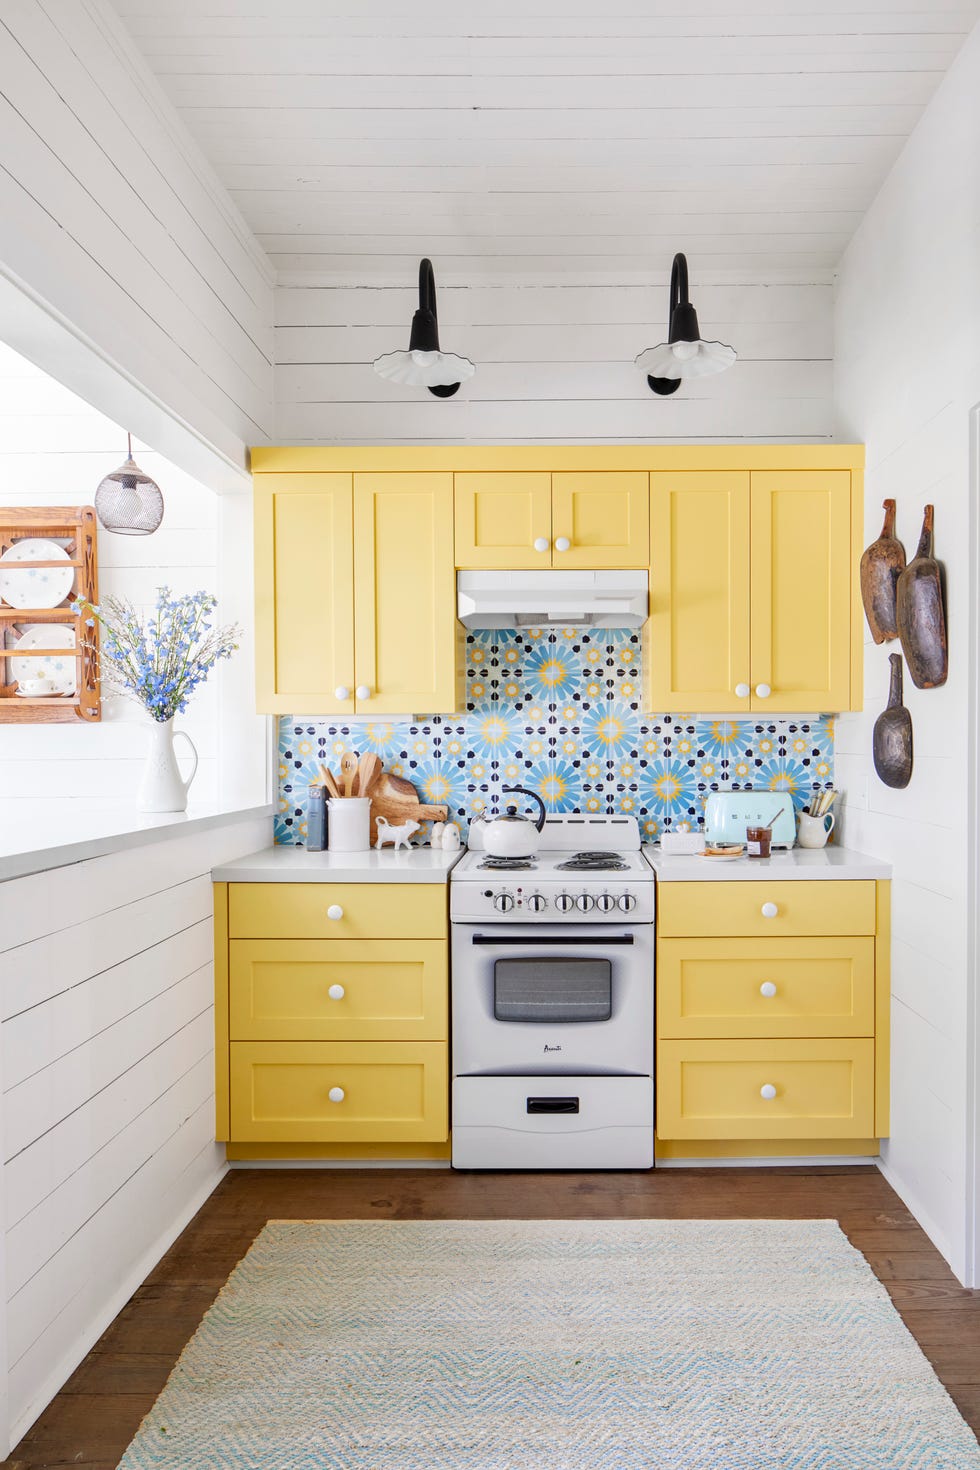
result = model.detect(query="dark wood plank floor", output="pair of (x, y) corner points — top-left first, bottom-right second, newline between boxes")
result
(5, 1165), (979, 1468)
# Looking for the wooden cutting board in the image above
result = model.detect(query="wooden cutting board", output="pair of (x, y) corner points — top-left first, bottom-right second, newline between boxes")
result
(368, 771), (448, 846)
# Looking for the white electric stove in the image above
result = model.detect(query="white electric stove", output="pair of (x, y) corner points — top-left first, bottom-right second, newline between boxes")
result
(450, 815), (655, 1171)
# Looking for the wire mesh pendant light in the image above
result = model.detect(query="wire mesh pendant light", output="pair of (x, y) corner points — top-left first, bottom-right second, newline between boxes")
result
(94, 434), (164, 536)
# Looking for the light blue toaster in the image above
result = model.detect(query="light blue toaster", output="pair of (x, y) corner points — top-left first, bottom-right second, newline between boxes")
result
(703, 791), (797, 849)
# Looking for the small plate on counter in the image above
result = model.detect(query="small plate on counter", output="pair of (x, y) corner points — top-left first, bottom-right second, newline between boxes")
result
(701, 842), (745, 862)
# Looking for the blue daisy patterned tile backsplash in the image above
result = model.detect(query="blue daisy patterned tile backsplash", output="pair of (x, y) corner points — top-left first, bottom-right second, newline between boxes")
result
(276, 627), (835, 846)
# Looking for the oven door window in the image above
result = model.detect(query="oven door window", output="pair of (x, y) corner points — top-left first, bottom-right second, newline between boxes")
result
(493, 958), (612, 1023)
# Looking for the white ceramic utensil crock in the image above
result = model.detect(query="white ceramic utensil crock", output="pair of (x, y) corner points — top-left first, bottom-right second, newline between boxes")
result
(796, 810), (835, 849)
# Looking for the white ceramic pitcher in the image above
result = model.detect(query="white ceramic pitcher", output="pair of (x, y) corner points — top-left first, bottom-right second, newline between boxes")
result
(797, 809), (835, 849)
(138, 716), (199, 813)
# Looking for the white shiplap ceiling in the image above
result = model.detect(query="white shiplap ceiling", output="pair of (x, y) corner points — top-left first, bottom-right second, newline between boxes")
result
(113, 0), (980, 280)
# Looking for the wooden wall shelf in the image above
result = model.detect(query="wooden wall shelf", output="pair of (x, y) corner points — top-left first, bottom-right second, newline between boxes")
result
(0, 507), (101, 723)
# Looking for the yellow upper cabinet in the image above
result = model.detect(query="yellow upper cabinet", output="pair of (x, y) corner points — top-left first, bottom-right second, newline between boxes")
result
(648, 465), (858, 712)
(454, 470), (649, 568)
(649, 471), (751, 711)
(551, 472), (650, 568)
(254, 473), (355, 714)
(353, 473), (457, 715)
(254, 468), (458, 715)
(454, 472), (552, 568)
(750, 470), (853, 713)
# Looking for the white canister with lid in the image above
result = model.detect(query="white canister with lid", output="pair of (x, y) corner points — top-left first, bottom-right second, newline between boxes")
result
(328, 797), (371, 852)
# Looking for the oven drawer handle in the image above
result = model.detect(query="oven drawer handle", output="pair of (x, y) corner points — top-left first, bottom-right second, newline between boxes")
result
(526, 1096), (580, 1115)
(470, 933), (635, 946)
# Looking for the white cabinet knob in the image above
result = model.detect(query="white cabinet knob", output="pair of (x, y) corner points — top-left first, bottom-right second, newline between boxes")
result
(554, 536), (571, 552)
(533, 536), (549, 553)
(760, 981), (778, 998)
(328, 1086), (345, 1103)
(355, 685), (371, 701)
(334, 685), (350, 701)
(735, 683), (750, 699)
(327, 904), (344, 922)
(761, 902), (778, 919)
(327, 983), (346, 1000)
(760, 1083), (777, 1101)
(755, 683), (772, 699)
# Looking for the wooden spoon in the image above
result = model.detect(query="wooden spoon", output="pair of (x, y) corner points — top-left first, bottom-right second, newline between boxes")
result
(340, 750), (358, 798)
(318, 763), (341, 799)
(357, 752), (382, 800)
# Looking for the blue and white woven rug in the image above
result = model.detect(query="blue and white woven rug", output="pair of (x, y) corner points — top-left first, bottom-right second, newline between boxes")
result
(118, 1218), (980, 1469)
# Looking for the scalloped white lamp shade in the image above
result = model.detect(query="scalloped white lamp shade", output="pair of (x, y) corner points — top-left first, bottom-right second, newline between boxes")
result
(372, 348), (476, 388)
(634, 338), (737, 381)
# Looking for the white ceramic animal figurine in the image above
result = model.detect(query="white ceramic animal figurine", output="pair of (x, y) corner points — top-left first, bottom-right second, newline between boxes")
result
(375, 816), (420, 851)
(441, 822), (461, 852)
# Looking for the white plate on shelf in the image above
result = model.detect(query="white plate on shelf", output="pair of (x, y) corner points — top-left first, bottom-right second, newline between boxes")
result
(9, 624), (77, 695)
(0, 538), (74, 610)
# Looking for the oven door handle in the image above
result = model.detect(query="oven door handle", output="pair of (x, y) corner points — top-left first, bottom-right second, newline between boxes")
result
(470, 933), (635, 946)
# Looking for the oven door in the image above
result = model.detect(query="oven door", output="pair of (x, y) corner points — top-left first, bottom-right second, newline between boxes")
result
(451, 923), (653, 1077)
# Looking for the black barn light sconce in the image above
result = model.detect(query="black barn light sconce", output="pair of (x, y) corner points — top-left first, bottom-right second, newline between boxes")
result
(372, 257), (475, 397)
(635, 253), (737, 396)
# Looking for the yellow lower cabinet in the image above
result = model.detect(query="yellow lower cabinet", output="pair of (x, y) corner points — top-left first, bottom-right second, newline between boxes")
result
(227, 883), (447, 940)
(657, 880), (876, 939)
(230, 1041), (449, 1143)
(229, 940), (448, 1042)
(657, 937), (875, 1040)
(657, 1038), (875, 1140)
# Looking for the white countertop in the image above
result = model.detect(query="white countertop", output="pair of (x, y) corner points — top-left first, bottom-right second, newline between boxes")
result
(643, 845), (891, 881)
(0, 799), (275, 883)
(211, 845), (464, 883)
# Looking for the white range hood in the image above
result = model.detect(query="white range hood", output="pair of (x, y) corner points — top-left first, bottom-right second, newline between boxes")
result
(457, 570), (648, 630)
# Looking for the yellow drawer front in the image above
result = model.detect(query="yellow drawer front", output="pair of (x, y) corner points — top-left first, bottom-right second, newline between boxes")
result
(657, 1039), (875, 1140)
(230, 1041), (448, 1143)
(229, 940), (448, 1041)
(657, 881), (876, 938)
(657, 937), (876, 1039)
(227, 884), (447, 940)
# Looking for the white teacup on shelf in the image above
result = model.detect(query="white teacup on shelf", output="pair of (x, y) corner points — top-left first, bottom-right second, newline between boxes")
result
(16, 677), (60, 697)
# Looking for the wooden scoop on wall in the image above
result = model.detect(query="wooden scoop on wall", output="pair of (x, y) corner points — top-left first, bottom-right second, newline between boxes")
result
(897, 504), (948, 689)
(873, 653), (913, 789)
(860, 499), (905, 643)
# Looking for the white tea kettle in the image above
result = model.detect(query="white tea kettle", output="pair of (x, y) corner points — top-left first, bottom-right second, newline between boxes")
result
(474, 786), (547, 858)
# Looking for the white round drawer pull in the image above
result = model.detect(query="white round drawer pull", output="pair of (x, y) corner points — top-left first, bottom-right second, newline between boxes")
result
(534, 536), (549, 553)
(327, 904), (344, 922)
(554, 536), (571, 552)
(328, 984), (346, 1000)
(759, 982), (778, 998)
(355, 685), (371, 700)
(760, 1083), (777, 1101)
(334, 685), (350, 701)
(328, 1086), (345, 1104)
(755, 683), (772, 699)
(761, 902), (778, 919)
(735, 683), (750, 699)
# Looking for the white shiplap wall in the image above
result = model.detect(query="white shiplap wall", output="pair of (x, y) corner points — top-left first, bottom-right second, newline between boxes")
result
(275, 277), (834, 442)
(834, 21), (980, 1285)
(0, 0), (274, 477)
(0, 344), (223, 801)
(0, 812), (270, 1452)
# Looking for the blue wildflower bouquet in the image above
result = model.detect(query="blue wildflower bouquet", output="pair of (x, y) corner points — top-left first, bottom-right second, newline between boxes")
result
(75, 587), (239, 721)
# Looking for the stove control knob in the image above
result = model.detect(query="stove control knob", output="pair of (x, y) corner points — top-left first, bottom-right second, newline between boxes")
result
(596, 893), (616, 913)
(618, 893), (637, 913)
(526, 893), (547, 913)
(493, 893), (515, 913)
(555, 892), (575, 913)
(575, 893), (594, 912)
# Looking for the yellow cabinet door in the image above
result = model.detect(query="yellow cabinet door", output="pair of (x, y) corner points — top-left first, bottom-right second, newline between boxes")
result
(254, 473), (354, 714)
(657, 1038), (875, 1140)
(353, 473), (457, 713)
(648, 471), (750, 710)
(657, 880), (876, 939)
(227, 882), (447, 941)
(454, 472), (552, 568)
(551, 472), (649, 568)
(230, 1040), (449, 1142)
(657, 937), (876, 1039)
(229, 939), (448, 1042)
(750, 470), (853, 712)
